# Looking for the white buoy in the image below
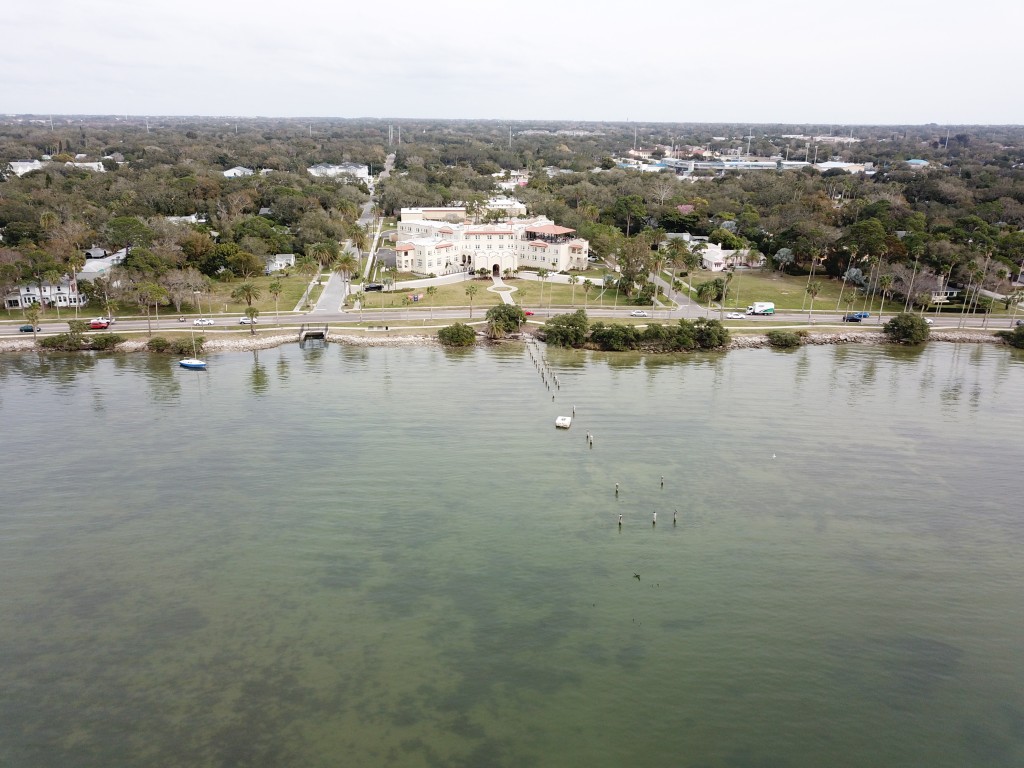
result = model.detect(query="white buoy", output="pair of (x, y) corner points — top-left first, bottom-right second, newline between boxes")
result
(652, 511), (657, 525)
(618, 514), (623, 525)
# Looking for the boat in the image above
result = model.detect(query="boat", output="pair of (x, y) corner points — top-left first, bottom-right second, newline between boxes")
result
(555, 416), (572, 429)
(179, 327), (206, 370)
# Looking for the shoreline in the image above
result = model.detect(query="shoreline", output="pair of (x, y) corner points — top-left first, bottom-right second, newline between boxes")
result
(0, 329), (1008, 355)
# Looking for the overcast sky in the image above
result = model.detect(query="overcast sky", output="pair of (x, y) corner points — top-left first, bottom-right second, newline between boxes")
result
(4, 0), (1021, 124)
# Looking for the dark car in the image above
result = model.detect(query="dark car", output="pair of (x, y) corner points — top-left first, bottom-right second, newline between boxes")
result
(364, 283), (384, 292)
(842, 314), (862, 322)
(19, 324), (39, 332)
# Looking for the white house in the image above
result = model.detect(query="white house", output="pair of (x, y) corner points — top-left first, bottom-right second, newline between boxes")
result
(484, 197), (527, 218)
(7, 160), (45, 176)
(394, 214), (589, 277)
(307, 163), (370, 181)
(264, 253), (296, 273)
(4, 277), (88, 310)
(223, 166), (254, 178)
(698, 242), (765, 272)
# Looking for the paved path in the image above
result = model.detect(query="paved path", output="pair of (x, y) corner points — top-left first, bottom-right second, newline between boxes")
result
(489, 275), (517, 305)
(313, 272), (348, 312)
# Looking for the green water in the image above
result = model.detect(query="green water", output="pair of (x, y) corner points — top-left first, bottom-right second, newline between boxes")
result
(1, 342), (1023, 768)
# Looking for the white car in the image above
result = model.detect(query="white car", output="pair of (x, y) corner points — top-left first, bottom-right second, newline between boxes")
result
(726, 312), (745, 320)
(193, 318), (215, 326)
(238, 317), (258, 324)
(629, 310), (650, 318)
(924, 318), (934, 325)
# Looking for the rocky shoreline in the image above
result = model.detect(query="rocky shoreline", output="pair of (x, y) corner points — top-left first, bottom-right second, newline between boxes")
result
(0, 329), (1007, 355)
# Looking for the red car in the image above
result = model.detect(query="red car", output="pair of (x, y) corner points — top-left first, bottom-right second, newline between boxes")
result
(524, 310), (535, 316)
(89, 320), (109, 329)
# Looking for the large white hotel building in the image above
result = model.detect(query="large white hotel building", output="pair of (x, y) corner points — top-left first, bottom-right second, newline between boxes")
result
(395, 207), (590, 276)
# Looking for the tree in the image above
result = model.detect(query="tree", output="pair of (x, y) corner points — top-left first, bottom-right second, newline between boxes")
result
(884, 312), (930, 344)
(876, 274), (894, 324)
(485, 304), (526, 338)
(805, 280), (823, 322)
(543, 309), (589, 347)
(334, 253), (358, 284)
(244, 306), (259, 335)
(351, 290), (365, 322)
(24, 305), (40, 343)
(131, 281), (168, 336)
(227, 250), (263, 279)
(268, 280), (283, 322)
(43, 268), (63, 318)
(537, 267), (549, 308)
(104, 216), (154, 253)
(772, 247), (795, 273)
(305, 241), (337, 274)
(582, 278), (594, 309)
(465, 283), (479, 317)
(568, 274), (580, 306)
(438, 322), (475, 347)
(425, 285), (438, 320)
(231, 282), (261, 309)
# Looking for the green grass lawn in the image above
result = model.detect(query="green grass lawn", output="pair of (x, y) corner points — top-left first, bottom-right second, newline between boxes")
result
(350, 280), (502, 311)
(683, 269), (891, 313)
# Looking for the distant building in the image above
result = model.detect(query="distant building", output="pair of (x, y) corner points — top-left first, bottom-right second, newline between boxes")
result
(307, 163), (370, 181)
(7, 160), (45, 176)
(400, 206), (467, 224)
(223, 166), (254, 178)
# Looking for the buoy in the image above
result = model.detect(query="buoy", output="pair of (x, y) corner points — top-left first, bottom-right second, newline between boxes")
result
(660, 475), (664, 488)
(772, 453), (776, 459)
(673, 510), (677, 525)
(618, 514), (622, 526)
(652, 510), (657, 525)
(615, 482), (619, 495)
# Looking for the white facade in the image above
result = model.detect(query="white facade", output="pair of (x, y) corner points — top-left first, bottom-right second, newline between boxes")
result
(5, 278), (88, 310)
(699, 243), (766, 272)
(394, 215), (589, 277)
(265, 253), (296, 273)
(223, 166), (254, 178)
(400, 206), (467, 223)
(7, 160), (45, 176)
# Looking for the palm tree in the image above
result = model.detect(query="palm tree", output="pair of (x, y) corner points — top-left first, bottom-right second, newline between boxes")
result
(465, 283), (479, 318)
(835, 245), (858, 311)
(877, 274), (894, 324)
(306, 241), (337, 274)
(537, 267), (549, 308)
(582, 278), (594, 309)
(426, 285), (438, 320)
(268, 280), (283, 323)
(65, 252), (86, 319)
(43, 269), (62, 318)
(334, 253), (358, 285)
(25, 305), (40, 343)
(806, 280), (823, 322)
(719, 270), (735, 321)
(695, 280), (718, 317)
(244, 306), (259, 335)
(903, 244), (923, 312)
(231, 282), (262, 313)
(568, 275), (580, 306)
(351, 290), (366, 322)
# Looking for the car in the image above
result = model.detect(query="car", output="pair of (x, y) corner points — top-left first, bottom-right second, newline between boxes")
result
(629, 310), (650, 318)
(364, 283), (384, 292)
(238, 317), (258, 324)
(725, 312), (745, 320)
(1016, 319), (1023, 327)
(924, 318), (934, 325)
(19, 324), (39, 332)
(193, 318), (215, 326)
(89, 320), (109, 329)
(842, 314), (862, 322)
(524, 310), (535, 316)
(853, 312), (870, 319)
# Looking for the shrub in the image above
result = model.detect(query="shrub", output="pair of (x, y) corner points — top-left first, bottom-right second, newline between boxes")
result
(692, 318), (730, 349)
(485, 305), (526, 338)
(147, 337), (171, 352)
(995, 325), (1024, 349)
(543, 310), (589, 347)
(170, 337), (203, 355)
(883, 312), (930, 344)
(89, 333), (125, 350)
(438, 323), (476, 347)
(766, 330), (802, 348)
(40, 333), (84, 351)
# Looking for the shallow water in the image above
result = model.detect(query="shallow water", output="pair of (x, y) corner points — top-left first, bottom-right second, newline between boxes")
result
(1, 342), (1023, 767)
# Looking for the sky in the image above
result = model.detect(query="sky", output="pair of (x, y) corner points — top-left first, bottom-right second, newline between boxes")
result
(4, 0), (1022, 124)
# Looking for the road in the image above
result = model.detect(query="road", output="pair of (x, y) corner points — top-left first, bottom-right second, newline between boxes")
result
(4, 309), (1016, 338)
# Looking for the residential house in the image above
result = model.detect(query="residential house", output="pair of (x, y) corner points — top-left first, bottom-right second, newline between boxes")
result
(264, 253), (296, 273)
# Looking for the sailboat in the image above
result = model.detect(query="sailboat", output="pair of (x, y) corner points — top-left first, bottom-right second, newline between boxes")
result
(179, 326), (207, 370)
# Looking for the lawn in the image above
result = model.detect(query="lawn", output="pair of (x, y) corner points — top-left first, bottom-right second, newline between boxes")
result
(681, 269), (890, 313)
(349, 280), (502, 312)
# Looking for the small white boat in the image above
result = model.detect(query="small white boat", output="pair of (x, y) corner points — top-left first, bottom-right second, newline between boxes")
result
(179, 358), (207, 370)
(555, 416), (572, 429)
